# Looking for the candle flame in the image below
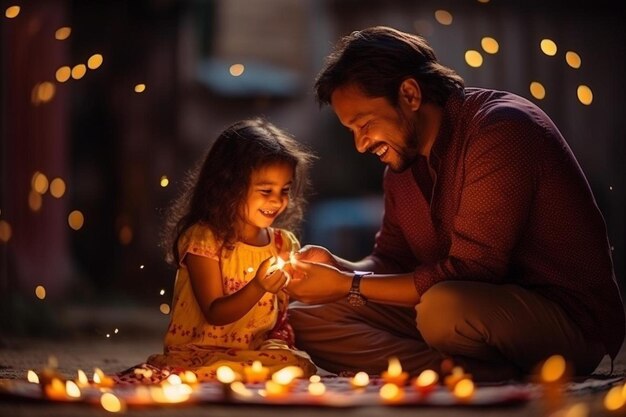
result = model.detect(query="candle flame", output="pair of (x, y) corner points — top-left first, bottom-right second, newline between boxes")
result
(272, 366), (303, 385)
(183, 370), (197, 384)
(604, 385), (626, 411)
(93, 368), (103, 384)
(275, 257), (286, 269)
(66, 380), (81, 398)
(27, 370), (39, 383)
(252, 360), (263, 372)
(101, 392), (125, 412)
(216, 365), (236, 384)
(379, 382), (403, 401)
(351, 371), (369, 388)
(308, 381), (326, 396)
(77, 369), (89, 386)
(453, 378), (475, 400)
(416, 369), (438, 387)
(541, 355), (566, 382)
(387, 357), (402, 376)
(230, 381), (253, 397)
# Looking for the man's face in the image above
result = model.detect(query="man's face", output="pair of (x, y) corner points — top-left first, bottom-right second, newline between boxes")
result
(330, 83), (420, 172)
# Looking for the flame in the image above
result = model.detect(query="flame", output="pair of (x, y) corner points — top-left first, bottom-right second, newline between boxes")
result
(308, 381), (326, 396)
(541, 355), (566, 382)
(379, 382), (404, 402)
(271, 366), (303, 385)
(216, 365), (236, 384)
(101, 392), (125, 412)
(386, 357), (402, 376)
(351, 371), (369, 388)
(453, 378), (475, 401)
(230, 381), (253, 397)
(416, 369), (438, 387)
(65, 380), (81, 398)
(604, 385), (626, 411)
(27, 370), (39, 384)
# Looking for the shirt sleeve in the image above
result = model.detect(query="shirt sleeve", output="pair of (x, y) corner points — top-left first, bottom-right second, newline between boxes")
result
(413, 106), (541, 296)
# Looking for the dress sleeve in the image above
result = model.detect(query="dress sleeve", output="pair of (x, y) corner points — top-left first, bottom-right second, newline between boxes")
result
(177, 224), (221, 266)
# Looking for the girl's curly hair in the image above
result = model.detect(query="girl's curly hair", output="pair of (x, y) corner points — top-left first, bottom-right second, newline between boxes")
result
(161, 118), (315, 266)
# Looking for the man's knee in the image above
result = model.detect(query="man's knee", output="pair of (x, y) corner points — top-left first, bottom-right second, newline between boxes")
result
(416, 282), (468, 348)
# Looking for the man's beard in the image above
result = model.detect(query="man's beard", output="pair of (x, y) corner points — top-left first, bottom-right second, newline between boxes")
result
(388, 111), (420, 173)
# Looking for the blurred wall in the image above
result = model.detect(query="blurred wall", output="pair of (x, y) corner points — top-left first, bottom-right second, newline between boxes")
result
(1, 0), (623, 325)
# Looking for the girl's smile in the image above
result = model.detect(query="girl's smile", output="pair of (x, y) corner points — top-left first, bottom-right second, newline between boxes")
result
(240, 162), (294, 245)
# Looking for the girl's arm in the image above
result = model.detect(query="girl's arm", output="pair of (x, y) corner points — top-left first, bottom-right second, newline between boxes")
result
(186, 253), (287, 326)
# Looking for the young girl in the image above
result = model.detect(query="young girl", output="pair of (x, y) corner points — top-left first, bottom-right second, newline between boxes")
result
(119, 118), (317, 382)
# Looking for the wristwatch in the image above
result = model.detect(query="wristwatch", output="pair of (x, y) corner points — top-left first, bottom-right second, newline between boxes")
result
(347, 271), (372, 307)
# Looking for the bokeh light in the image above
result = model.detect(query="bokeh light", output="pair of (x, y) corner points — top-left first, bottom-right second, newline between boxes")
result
(32, 171), (49, 194)
(530, 81), (546, 100)
(134, 83), (146, 93)
(35, 285), (46, 300)
(577, 85), (593, 105)
(565, 51), (581, 69)
(5, 5), (20, 18)
(55, 66), (71, 82)
(71, 64), (87, 80)
(119, 225), (133, 245)
(160, 303), (171, 314)
(434, 10), (453, 25)
(28, 190), (43, 212)
(481, 37), (499, 54)
(0, 220), (12, 243)
(32, 82), (56, 104)
(160, 175), (169, 187)
(87, 53), (103, 70)
(68, 210), (85, 230)
(540, 39), (558, 56)
(49, 177), (66, 198)
(55, 26), (71, 40)
(464, 50), (483, 68)
(229, 64), (245, 77)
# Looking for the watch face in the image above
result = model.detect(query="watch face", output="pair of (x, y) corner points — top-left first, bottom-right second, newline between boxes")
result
(348, 293), (366, 307)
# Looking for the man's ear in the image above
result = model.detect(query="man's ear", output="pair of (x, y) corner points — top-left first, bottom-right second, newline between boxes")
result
(399, 78), (421, 111)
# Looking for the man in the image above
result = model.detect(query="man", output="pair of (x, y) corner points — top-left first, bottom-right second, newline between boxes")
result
(286, 26), (624, 381)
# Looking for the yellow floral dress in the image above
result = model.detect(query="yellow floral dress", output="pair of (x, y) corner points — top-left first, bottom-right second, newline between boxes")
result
(147, 223), (316, 381)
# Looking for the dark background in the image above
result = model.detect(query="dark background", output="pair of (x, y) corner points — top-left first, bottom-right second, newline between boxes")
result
(1, 0), (624, 335)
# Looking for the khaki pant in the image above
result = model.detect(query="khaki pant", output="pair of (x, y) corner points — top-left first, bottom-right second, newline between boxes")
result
(289, 281), (605, 381)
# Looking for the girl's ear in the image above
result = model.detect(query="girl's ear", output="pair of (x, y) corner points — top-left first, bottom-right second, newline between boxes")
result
(398, 78), (421, 111)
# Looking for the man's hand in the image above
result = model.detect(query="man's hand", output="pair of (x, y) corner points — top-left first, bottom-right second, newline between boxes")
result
(295, 245), (341, 268)
(286, 260), (352, 304)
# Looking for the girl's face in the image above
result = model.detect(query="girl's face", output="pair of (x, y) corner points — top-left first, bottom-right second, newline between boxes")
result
(240, 162), (294, 238)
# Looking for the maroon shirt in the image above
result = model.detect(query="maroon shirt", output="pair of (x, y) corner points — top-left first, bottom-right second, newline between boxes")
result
(372, 88), (625, 358)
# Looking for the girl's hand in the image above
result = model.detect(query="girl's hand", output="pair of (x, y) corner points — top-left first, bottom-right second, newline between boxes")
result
(253, 256), (290, 294)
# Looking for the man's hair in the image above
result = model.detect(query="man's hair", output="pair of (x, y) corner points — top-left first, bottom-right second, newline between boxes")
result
(315, 26), (464, 107)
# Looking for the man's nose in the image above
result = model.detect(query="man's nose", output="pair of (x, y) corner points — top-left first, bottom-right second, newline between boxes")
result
(354, 132), (370, 153)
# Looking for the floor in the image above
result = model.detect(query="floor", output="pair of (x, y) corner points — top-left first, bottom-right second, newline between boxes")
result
(0, 305), (624, 417)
